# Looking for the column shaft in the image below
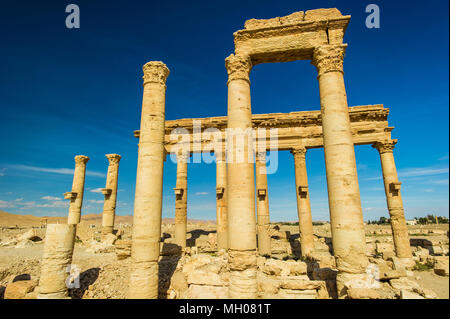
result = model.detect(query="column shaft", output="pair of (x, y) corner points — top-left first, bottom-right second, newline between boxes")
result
(67, 156), (89, 224)
(174, 155), (188, 249)
(129, 61), (169, 299)
(312, 45), (368, 276)
(291, 148), (314, 257)
(374, 141), (412, 259)
(255, 152), (271, 256)
(225, 54), (257, 298)
(101, 154), (121, 237)
(37, 224), (76, 299)
(216, 150), (228, 250)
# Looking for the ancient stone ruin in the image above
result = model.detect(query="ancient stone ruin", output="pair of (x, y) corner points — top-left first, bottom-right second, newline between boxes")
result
(29, 8), (448, 300)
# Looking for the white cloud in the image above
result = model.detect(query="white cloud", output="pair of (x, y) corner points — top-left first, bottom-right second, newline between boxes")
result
(6, 164), (105, 178)
(0, 168), (5, 176)
(438, 154), (449, 161)
(42, 196), (62, 201)
(398, 167), (449, 178)
(14, 198), (24, 202)
(88, 200), (103, 204)
(90, 188), (104, 193)
(0, 200), (15, 208)
(195, 192), (209, 196)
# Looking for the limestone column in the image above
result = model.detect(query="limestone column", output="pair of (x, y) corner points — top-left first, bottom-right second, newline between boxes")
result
(174, 152), (189, 250)
(255, 151), (271, 256)
(66, 155), (89, 225)
(312, 45), (368, 279)
(101, 154), (122, 237)
(291, 147), (314, 257)
(129, 61), (169, 299)
(225, 53), (257, 298)
(372, 140), (412, 260)
(215, 147), (228, 250)
(37, 224), (76, 299)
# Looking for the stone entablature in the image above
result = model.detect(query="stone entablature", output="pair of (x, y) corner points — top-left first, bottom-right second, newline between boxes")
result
(233, 9), (350, 65)
(134, 104), (393, 152)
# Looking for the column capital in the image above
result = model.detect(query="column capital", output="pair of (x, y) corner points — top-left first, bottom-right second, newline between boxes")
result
(290, 147), (307, 158)
(312, 44), (347, 78)
(225, 54), (252, 84)
(255, 151), (266, 162)
(74, 155), (89, 165)
(106, 154), (121, 164)
(372, 139), (398, 154)
(142, 61), (170, 86)
(177, 151), (191, 163)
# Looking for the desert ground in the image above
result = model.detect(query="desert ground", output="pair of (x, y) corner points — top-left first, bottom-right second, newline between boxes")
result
(0, 210), (448, 299)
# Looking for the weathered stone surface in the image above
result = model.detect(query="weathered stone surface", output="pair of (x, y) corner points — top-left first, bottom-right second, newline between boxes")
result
(346, 287), (380, 299)
(433, 256), (449, 276)
(400, 289), (424, 299)
(4, 280), (38, 299)
(304, 8), (343, 21)
(187, 284), (228, 299)
(261, 259), (307, 276)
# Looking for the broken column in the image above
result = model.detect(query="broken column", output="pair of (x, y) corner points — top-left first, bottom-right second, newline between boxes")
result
(215, 147), (228, 250)
(225, 53), (257, 298)
(372, 139), (412, 261)
(37, 224), (76, 299)
(66, 155), (89, 225)
(174, 152), (189, 250)
(101, 154), (122, 237)
(312, 44), (368, 293)
(291, 147), (314, 257)
(255, 150), (271, 256)
(129, 61), (169, 299)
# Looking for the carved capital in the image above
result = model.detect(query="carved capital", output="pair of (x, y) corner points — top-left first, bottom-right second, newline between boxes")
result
(106, 154), (121, 164)
(290, 147), (307, 158)
(312, 44), (346, 78)
(142, 61), (170, 86)
(74, 155), (89, 165)
(225, 54), (252, 84)
(372, 139), (397, 154)
(256, 151), (266, 162)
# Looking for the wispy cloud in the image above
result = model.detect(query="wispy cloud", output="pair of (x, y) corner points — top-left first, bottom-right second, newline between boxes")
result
(0, 168), (5, 176)
(42, 195), (62, 201)
(362, 166), (449, 181)
(398, 167), (449, 178)
(88, 199), (103, 204)
(438, 154), (449, 161)
(90, 188), (104, 193)
(195, 192), (209, 196)
(6, 164), (105, 178)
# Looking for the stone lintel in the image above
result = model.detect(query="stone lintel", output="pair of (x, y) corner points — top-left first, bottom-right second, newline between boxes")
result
(234, 9), (351, 65)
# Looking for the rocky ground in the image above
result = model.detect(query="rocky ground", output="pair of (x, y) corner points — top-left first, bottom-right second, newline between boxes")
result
(0, 213), (448, 299)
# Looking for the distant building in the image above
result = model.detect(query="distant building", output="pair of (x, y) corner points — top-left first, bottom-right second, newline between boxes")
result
(406, 220), (417, 226)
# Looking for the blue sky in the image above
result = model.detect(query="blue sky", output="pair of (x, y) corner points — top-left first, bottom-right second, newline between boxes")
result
(0, 0), (448, 221)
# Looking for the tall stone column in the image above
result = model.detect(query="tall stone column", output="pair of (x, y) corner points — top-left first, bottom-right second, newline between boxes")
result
(174, 152), (189, 250)
(37, 224), (76, 299)
(291, 147), (314, 257)
(373, 140), (412, 261)
(225, 53), (257, 298)
(66, 155), (89, 225)
(312, 45), (368, 285)
(129, 61), (169, 299)
(215, 147), (228, 251)
(101, 154), (122, 237)
(255, 151), (271, 256)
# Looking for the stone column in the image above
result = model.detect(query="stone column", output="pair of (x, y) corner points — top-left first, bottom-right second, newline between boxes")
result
(215, 147), (228, 251)
(312, 45), (368, 285)
(174, 152), (189, 250)
(37, 224), (76, 299)
(225, 53), (257, 298)
(101, 154), (122, 237)
(66, 155), (89, 225)
(129, 61), (169, 299)
(255, 151), (271, 256)
(291, 147), (314, 257)
(373, 140), (412, 261)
